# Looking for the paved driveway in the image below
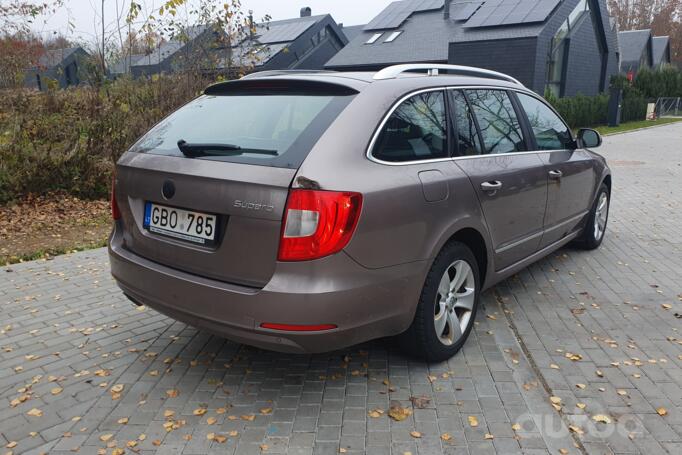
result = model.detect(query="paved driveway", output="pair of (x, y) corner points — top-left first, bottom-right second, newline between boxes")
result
(1, 123), (681, 455)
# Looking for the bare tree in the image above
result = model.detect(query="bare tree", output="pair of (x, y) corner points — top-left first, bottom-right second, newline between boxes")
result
(609, 0), (682, 62)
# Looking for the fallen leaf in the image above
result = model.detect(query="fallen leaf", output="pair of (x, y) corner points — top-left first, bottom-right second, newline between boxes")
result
(569, 425), (584, 435)
(410, 431), (422, 438)
(260, 408), (272, 415)
(166, 389), (179, 398)
(468, 415), (479, 427)
(576, 403), (587, 410)
(440, 433), (452, 441)
(193, 408), (207, 416)
(117, 417), (129, 425)
(511, 423), (521, 431)
(657, 407), (668, 416)
(339, 449), (347, 453)
(576, 384), (586, 389)
(51, 387), (63, 395)
(260, 443), (269, 451)
(559, 449), (569, 455)
(662, 304), (672, 310)
(368, 410), (383, 418)
(484, 433), (494, 440)
(388, 403), (412, 422)
(617, 390), (628, 396)
(241, 415), (255, 421)
(207, 417), (217, 425)
(6, 442), (17, 449)
(550, 364), (560, 370)
(99, 434), (114, 442)
(592, 414), (612, 424)
(409, 396), (431, 409)
(550, 396), (562, 405)
(26, 408), (43, 417)
(110, 384), (124, 394)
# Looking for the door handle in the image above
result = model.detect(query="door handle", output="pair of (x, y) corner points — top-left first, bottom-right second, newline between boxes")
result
(480, 181), (503, 192)
(549, 170), (563, 180)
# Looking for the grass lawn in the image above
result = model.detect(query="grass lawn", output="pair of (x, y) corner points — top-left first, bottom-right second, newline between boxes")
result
(593, 117), (682, 136)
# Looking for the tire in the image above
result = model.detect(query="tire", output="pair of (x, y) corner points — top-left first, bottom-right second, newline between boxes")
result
(574, 183), (610, 250)
(399, 241), (480, 362)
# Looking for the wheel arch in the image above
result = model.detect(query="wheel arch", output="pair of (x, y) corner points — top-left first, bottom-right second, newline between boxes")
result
(441, 227), (490, 289)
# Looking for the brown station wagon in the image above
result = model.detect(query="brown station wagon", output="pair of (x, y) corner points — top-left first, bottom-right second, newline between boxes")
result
(109, 64), (611, 361)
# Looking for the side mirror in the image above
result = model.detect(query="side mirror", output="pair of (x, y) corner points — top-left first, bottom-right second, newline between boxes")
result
(577, 128), (602, 149)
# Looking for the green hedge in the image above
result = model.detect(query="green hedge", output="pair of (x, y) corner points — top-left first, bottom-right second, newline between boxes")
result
(545, 79), (648, 129)
(0, 75), (209, 204)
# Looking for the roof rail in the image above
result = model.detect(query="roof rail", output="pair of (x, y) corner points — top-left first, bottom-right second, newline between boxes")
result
(372, 64), (523, 86)
(241, 69), (338, 80)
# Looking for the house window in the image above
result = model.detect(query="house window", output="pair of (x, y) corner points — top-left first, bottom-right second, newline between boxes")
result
(384, 31), (402, 43)
(366, 33), (383, 44)
(546, 0), (591, 97)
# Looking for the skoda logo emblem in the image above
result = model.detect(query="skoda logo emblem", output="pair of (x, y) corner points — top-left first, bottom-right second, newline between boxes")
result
(162, 180), (175, 200)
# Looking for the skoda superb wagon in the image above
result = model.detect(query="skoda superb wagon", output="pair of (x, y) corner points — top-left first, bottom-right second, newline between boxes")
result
(109, 64), (611, 361)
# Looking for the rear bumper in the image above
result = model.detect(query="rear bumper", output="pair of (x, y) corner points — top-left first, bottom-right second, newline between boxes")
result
(108, 224), (428, 353)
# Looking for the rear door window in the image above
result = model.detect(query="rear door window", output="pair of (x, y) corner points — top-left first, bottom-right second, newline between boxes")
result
(450, 90), (482, 157)
(516, 93), (573, 150)
(466, 90), (527, 155)
(130, 87), (355, 169)
(372, 90), (448, 163)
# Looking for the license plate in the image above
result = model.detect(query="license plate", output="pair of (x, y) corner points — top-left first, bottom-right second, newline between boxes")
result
(144, 202), (217, 245)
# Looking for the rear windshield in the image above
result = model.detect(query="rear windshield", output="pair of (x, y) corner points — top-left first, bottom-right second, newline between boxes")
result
(130, 89), (355, 168)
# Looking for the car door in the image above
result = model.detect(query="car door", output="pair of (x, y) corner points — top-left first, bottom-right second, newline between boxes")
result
(450, 89), (548, 272)
(514, 92), (597, 248)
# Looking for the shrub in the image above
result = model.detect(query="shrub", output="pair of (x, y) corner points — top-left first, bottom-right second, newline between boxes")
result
(634, 66), (682, 99)
(0, 74), (210, 204)
(545, 89), (609, 129)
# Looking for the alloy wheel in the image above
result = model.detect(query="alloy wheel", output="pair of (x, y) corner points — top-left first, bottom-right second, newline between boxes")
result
(434, 260), (476, 346)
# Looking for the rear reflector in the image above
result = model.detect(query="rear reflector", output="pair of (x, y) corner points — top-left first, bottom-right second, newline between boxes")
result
(111, 177), (121, 220)
(278, 189), (362, 261)
(260, 323), (337, 332)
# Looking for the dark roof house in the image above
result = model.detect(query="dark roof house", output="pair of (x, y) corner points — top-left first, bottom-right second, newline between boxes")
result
(25, 46), (90, 90)
(119, 8), (349, 78)
(326, 0), (620, 98)
(652, 36), (672, 67)
(229, 8), (349, 73)
(618, 29), (653, 73)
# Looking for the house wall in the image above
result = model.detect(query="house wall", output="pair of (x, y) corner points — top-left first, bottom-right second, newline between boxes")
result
(563, 15), (604, 96)
(24, 49), (89, 90)
(448, 37), (538, 90)
(536, 0), (618, 97)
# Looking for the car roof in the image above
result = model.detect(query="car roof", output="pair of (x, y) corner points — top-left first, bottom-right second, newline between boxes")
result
(238, 69), (528, 93)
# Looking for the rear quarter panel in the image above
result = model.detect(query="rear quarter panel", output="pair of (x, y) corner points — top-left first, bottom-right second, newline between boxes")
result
(294, 79), (494, 275)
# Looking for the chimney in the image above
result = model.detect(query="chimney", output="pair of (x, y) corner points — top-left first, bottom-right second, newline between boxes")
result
(444, 0), (453, 19)
(300, 7), (312, 17)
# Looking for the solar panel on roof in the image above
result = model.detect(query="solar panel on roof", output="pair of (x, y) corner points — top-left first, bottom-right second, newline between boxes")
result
(258, 19), (316, 43)
(364, 1), (415, 30)
(415, 0), (445, 12)
(523, 0), (560, 23)
(451, 1), (484, 21)
(463, 0), (559, 28)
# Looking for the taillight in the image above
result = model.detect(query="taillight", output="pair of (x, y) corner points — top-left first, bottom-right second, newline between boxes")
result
(278, 189), (362, 262)
(111, 177), (121, 220)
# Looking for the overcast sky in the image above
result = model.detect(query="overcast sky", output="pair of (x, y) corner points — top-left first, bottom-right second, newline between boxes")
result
(33, 0), (390, 45)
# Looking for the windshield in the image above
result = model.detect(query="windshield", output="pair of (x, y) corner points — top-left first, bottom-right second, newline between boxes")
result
(130, 91), (354, 168)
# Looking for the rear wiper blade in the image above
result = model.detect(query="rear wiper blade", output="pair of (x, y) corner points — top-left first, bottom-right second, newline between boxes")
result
(177, 139), (278, 158)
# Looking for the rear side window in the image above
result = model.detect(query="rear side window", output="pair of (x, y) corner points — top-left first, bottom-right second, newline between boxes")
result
(130, 88), (355, 169)
(451, 90), (482, 157)
(516, 93), (573, 150)
(466, 90), (526, 155)
(372, 91), (448, 163)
